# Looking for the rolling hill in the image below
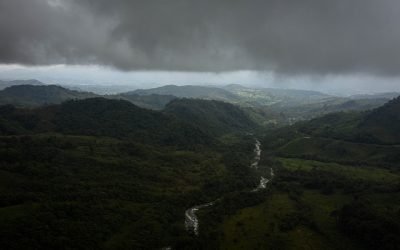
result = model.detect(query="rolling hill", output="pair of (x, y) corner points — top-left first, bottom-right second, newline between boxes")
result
(359, 96), (400, 144)
(0, 79), (44, 90)
(294, 95), (400, 145)
(164, 98), (257, 136)
(116, 93), (177, 110)
(0, 85), (97, 106)
(0, 97), (214, 147)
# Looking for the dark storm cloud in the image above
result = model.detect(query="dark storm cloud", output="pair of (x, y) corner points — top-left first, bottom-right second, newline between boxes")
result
(1, 0), (400, 75)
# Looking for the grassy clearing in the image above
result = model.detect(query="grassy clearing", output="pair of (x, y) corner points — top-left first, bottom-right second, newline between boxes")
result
(300, 190), (362, 250)
(221, 192), (295, 250)
(219, 192), (340, 250)
(219, 190), (364, 250)
(277, 137), (400, 167)
(278, 157), (399, 183)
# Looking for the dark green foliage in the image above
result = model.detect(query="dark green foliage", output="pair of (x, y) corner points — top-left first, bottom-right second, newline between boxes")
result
(0, 98), (213, 147)
(295, 95), (400, 144)
(1, 87), (399, 249)
(164, 98), (257, 136)
(0, 97), (263, 249)
(118, 93), (177, 110)
(258, 96), (400, 171)
(0, 134), (245, 249)
(338, 201), (400, 250)
(253, 96), (400, 249)
(359, 96), (400, 144)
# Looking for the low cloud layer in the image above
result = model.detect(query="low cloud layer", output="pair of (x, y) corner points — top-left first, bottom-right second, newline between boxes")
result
(1, 0), (400, 75)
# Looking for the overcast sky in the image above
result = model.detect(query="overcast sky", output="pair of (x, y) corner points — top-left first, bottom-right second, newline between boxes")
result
(1, 0), (400, 94)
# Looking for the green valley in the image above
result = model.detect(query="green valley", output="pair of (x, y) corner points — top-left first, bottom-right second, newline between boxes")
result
(0, 84), (399, 250)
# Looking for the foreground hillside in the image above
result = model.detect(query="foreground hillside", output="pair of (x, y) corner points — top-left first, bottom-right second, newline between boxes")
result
(0, 134), (257, 249)
(0, 97), (262, 249)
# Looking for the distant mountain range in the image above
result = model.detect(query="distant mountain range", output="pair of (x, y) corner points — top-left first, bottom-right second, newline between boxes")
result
(0, 83), (176, 110)
(131, 84), (332, 106)
(0, 80), (398, 126)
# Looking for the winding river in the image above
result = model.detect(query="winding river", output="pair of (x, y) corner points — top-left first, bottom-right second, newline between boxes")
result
(184, 139), (274, 235)
(184, 201), (215, 235)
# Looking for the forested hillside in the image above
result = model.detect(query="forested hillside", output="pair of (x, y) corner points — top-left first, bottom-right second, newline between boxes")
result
(164, 98), (257, 136)
(0, 98), (216, 147)
(0, 97), (261, 249)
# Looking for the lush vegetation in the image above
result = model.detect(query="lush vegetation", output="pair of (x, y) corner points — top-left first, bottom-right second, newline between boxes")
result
(0, 134), (229, 249)
(0, 97), (261, 249)
(212, 97), (400, 250)
(164, 98), (257, 136)
(118, 93), (177, 110)
(0, 88), (399, 249)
